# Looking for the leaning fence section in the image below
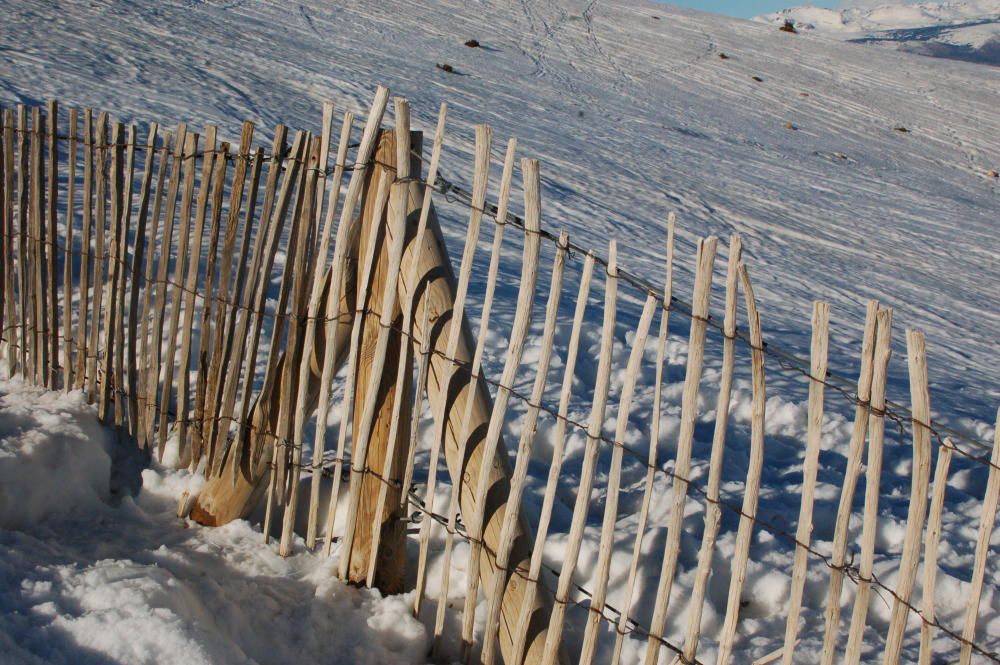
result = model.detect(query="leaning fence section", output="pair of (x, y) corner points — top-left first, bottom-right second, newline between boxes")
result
(0, 90), (998, 665)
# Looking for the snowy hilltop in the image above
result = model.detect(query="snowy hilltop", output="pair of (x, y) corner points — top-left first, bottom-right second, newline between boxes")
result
(755, 1), (1000, 64)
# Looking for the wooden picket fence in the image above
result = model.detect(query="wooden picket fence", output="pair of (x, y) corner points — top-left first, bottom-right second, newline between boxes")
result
(0, 89), (998, 665)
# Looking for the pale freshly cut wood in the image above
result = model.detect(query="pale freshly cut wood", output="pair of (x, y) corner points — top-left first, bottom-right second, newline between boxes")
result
(882, 330), (933, 665)
(480, 231), (568, 665)
(510, 251), (596, 665)
(63, 108), (78, 390)
(678, 231), (738, 665)
(819, 299), (879, 665)
(171, 126), (218, 460)
(642, 236), (719, 665)
(541, 240), (620, 665)
(74, 110), (95, 389)
(363, 110), (452, 572)
(45, 100), (58, 388)
(577, 293), (658, 665)
(411, 124), (492, 609)
(152, 129), (199, 458)
(917, 439), (952, 665)
(432, 135), (513, 651)
(126, 122), (158, 433)
(958, 407), (1000, 665)
(781, 300), (830, 665)
(843, 307), (894, 665)
(305, 110), (356, 549)
(137, 128), (175, 448)
(715, 263), (768, 665)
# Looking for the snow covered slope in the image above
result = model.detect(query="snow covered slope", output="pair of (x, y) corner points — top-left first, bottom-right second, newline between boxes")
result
(2, 0), (998, 662)
(756, 1), (1000, 65)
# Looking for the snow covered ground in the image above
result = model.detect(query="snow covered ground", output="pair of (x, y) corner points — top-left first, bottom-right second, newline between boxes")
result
(1, 0), (998, 663)
(756, 1), (1000, 65)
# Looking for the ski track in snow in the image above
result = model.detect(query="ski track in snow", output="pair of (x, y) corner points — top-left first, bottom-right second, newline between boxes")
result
(1, 0), (998, 662)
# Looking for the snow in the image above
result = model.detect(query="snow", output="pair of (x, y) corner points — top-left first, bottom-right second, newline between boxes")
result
(1, 0), (998, 662)
(755, 1), (1000, 64)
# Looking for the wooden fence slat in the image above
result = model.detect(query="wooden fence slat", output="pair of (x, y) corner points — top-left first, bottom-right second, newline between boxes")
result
(97, 122), (124, 423)
(510, 249), (595, 665)
(63, 108), (78, 390)
(17, 106), (29, 378)
(189, 139), (230, 465)
(173, 127), (218, 460)
(2, 110), (15, 374)
(137, 128), (175, 447)
(86, 111), (109, 402)
(917, 439), (952, 665)
(320, 168), (393, 551)
(819, 298), (879, 665)
(459, 156), (544, 665)
(399, 296), (432, 510)
(0, 110), (8, 374)
(202, 122), (254, 467)
(432, 134), (513, 651)
(578, 292), (658, 665)
(481, 230), (568, 665)
(541, 239), (619, 665)
(643, 236), (719, 665)
(155, 129), (202, 458)
(305, 110), (356, 549)
(843, 307), (894, 665)
(113, 125), (136, 425)
(411, 124), (491, 609)
(781, 300), (830, 665)
(30, 107), (47, 387)
(46, 100), (58, 387)
(678, 231), (737, 664)
(74, 109), (95, 390)
(127, 123), (159, 435)
(715, 263), (768, 665)
(882, 330), (933, 664)
(958, 408), (1000, 665)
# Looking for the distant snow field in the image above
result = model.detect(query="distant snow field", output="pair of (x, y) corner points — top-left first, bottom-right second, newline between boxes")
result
(1, 0), (998, 663)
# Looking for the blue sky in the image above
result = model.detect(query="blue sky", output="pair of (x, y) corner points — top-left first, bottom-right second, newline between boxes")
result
(662, 1), (835, 18)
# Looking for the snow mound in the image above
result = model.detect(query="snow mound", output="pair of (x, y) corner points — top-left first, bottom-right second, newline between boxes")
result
(756, 1), (1000, 65)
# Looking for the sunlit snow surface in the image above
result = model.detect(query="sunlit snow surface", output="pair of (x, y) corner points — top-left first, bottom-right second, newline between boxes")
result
(1, 0), (998, 663)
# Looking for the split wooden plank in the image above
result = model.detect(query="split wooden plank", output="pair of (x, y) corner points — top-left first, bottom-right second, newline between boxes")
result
(958, 407), (1000, 665)
(781, 300), (830, 665)
(510, 249), (596, 665)
(127, 123), (159, 436)
(2, 110), (16, 374)
(460, 155), (543, 665)
(85, 112), (109, 402)
(411, 123), (492, 611)
(843, 307), (894, 665)
(46, 101), (58, 388)
(75, 110), (95, 391)
(304, 110), (356, 549)
(97, 122), (124, 423)
(189, 139), (230, 465)
(363, 112), (448, 573)
(882, 329), (933, 665)
(480, 230), (568, 665)
(137, 128), (175, 448)
(678, 231), (738, 665)
(172, 127), (218, 460)
(578, 292), (658, 665)
(16, 106), (29, 378)
(716, 263), (769, 665)
(541, 239), (620, 665)
(202, 122), (254, 468)
(398, 296), (432, 513)
(819, 299), (880, 665)
(642, 236), (719, 665)
(113, 125), (137, 425)
(63, 108), (78, 390)
(917, 439), (953, 665)
(432, 135), (514, 651)
(30, 107), (48, 387)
